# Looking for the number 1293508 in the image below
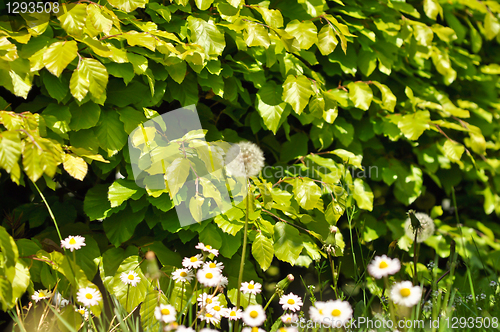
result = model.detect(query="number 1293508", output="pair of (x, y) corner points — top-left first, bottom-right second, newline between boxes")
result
(6, 1), (60, 14)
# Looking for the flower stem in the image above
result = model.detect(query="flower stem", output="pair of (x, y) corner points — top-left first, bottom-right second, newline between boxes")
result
(263, 292), (277, 311)
(180, 282), (185, 320)
(236, 180), (250, 309)
(126, 284), (130, 312)
(33, 181), (63, 242)
(383, 276), (397, 328)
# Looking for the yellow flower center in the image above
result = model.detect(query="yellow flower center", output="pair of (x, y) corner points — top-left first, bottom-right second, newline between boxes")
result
(190, 256), (198, 262)
(400, 288), (411, 297)
(206, 272), (213, 279)
(279, 329), (287, 332)
(285, 317), (291, 322)
(379, 261), (388, 269)
(86, 293), (93, 299)
(248, 284), (255, 290)
(78, 309), (85, 315)
(319, 309), (323, 315)
(214, 306), (221, 311)
(209, 263), (216, 268)
(287, 299), (295, 305)
(38, 292), (45, 298)
(69, 238), (76, 245)
(332, 309), (341, 317)
(252, 328), (259, 332)
(230, 311), (236, 316)
(250, 310), (259, 318)
(128, 274), (135, 280)
(206, 298), (212, 304)
(180, 271), (187, 277)
(161, 308), (170, 315)
(206, 313), (213, 318)
(206, 245), (212, 249)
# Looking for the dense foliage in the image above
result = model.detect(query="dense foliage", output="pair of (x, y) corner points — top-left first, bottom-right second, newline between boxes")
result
(0, 0), (500, 329)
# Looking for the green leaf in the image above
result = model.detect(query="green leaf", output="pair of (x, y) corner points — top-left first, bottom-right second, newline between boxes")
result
(43, 41), (78, 77)
(273, 222), (303, 265)
(485, 12), (500, 40)
(11, 262), (30, 306)
(282, 75), (313, 114)
(423, 0), (442, 20)
(69, 102), (101, 131)
(245, 22), (271, 49)
(347, 82), (373, 111)
(42, 71), (70, 103)
(252, 233), (274, 271)
(166, 158), (191, 198)
(108, 179), (142, 208)
(372, 82), (396, 112)
(70, 58), (108, 103)
(431, 47), (456, 85)
(397, 111), (430, 140)
(87, 4), (113, 34)
(332, 117), (354, 147)
(199, 223), (223, 249)
(57, 4), (86, 37)
(195, 0), (214, 10)
(316, 25), (338, 56)
(0, 131), (21, 173)
(285, 20), (318, 50)
(256, 81), (286, 134)
(73, 235), (101, 281)
(165, 58), (187, 84)
(352, 178), (373, 211)
(189, 195), (205, 223)
(84, 184), (112, 221)
(0, 226), (18, 283)
(107, 0), (148, 12)
(95, 111), (128, 157)
(141, 291), (167, 332)
(358, 50), (377, 76)
(292, 178), (322, 210)
(443, 140), (465, 164)
(103, 205), (147, 247)
(187, 16), (226, 56)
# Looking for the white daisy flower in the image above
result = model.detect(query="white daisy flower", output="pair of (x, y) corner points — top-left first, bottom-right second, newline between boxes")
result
(242, 305), (266, 327)
(207, 303), (225, 318)
(198, 311), (220, 325)
(154, 304), (177, 323)
(281, 313), (298, 324)
(279, 293), (303, 312)
(60, 235), (86, 252)
(203, 260), (224, 272)
(32, 289), (52, 302)
(182, 254), (204, 269)
(76, 306), (89, 319)
(390, 281), (422, 307)
(197, 268), (222, 287)
(240, 281), (262, 295)
(367, 255), (401, 279)
(172, 268), (194, 283)
(195, 242), (219, 256)
(225, 141), (265, 178)
(309, 301), (327, 323)
(242, 328), (266, 332)
(76, 287), (102, 307)
(324, 300), (353, 326)
(223, 307), (242, 320)
(120, 271), (141, 287)
(404, 212), (435, 243)
(197, 293), (220, 307)
(218, 276), (228, 288)
(175, 326), (195, 332)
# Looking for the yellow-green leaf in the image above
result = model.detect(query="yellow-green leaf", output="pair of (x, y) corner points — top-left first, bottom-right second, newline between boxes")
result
(285, 20), (318, 50)
(57, 4), (87, 37)
(107, 0), (148, 12)
(43, 41), (78, 77)
(282, 75), (313, 114)
(63, 153), (88, 181)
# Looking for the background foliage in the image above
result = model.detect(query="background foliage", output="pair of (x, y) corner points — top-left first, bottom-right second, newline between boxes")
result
(1, 0), (500, 327)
